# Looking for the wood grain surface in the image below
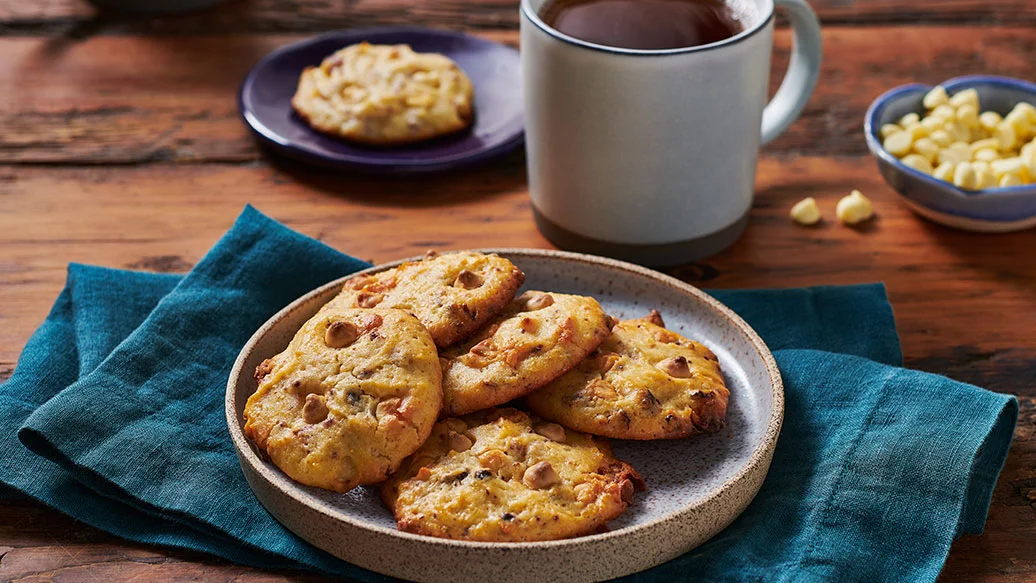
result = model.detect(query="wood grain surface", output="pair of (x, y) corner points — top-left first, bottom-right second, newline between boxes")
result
(0, 0), (1034, 581)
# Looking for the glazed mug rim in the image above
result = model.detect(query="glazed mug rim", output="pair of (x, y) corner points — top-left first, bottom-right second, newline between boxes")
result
(519, 0), (776, 57)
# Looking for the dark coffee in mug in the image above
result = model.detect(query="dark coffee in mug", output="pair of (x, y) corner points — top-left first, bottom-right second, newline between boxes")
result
(539, 0), (744, 50)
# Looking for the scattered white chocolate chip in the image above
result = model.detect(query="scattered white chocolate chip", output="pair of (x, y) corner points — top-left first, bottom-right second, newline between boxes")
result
(789, 197), (822, 225)
(835, 190), (874, 225)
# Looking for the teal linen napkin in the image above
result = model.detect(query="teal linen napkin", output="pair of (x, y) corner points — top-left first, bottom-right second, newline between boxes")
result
(1, 205), (1017, 582)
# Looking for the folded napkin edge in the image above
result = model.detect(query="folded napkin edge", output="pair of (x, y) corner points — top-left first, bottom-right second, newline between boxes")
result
(957, 396), (1019, 536)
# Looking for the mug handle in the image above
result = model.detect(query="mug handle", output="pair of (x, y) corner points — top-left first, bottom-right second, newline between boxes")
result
(760, 0), (822, 145)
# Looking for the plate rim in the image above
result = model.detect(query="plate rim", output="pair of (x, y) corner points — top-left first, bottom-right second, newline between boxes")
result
(225, 248), (783, 553)
(237, 26), (525, 173)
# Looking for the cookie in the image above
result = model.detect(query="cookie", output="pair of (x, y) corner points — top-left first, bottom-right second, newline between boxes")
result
(323, 251), (525, 349)
(438, 291), (613, 416)
(526, 310), (729, 440)
(381, 408), (644, 541)
(291, 42), (475, 145)
(243, 307), (442, 493)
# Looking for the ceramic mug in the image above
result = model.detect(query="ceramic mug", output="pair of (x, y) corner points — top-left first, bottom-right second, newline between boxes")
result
(521, 0), (822, 266)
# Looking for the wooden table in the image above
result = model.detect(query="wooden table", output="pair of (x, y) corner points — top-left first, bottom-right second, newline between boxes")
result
(0, 0), (1034, 581)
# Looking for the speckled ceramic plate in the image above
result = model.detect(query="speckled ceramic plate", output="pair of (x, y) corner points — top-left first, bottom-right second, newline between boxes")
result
(226, 249), (783, 583)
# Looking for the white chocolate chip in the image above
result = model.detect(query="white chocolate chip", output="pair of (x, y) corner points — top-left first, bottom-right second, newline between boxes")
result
(887, 89), (1035, 190)
(973, 148), (999, 163)
(976, 166), (998, 189)
(995, 123), (1018, 151)
(956, 104), (979, 128)
(978, 111), (1002, 133)
(883, 131), (913, 157)
(879, 123), (901, 139)
(931, 104), (957, 122)
(949, 88), (979, 110)
(899, 112), (921, 127)
(933, 161), (956, 182)
(929, 130), (952, 148)
(835, 190), (874, 225)
(1000, 174), (1023, 187)
(922, 85), (950, 109)
(901, 154), (933, 174)
(789, 197), (822, 226)
(911, 138), (939, 162)
(953, 162), (978, 190)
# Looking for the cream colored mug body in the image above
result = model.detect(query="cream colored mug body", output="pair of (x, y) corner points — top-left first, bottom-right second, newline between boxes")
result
(521, 0), (822, 265)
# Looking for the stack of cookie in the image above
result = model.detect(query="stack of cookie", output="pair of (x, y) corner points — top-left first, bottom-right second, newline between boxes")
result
(243, 251), (730, 542)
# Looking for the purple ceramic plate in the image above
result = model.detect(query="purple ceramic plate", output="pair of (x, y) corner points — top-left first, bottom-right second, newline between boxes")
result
(239, 27), (523, 173)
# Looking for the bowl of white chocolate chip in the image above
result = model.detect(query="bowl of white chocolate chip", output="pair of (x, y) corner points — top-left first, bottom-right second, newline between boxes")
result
(865, 75), (1036, 232)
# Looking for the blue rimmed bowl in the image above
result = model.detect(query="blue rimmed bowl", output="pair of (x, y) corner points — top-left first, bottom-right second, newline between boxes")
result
(865, 75), (1036, 232)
